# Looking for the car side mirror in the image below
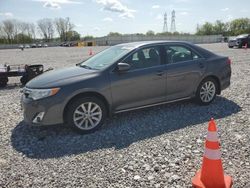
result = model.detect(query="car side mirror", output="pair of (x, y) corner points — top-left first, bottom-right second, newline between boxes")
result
(117, 63), (131, 72)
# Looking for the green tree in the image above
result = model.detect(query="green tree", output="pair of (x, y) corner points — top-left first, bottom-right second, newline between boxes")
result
(107, 32), (122, 37)
(229, 18), (250, 35)
(155, 32), (172, 36)
(146, 30), (155, 36)
(196, 22), (214, 35)
(213, 20), (228, 35)
(14, 33), (32, 43)
(196, 18), (250, 36)
(83, 35), (94, 41)
(66, 30), (80, 41)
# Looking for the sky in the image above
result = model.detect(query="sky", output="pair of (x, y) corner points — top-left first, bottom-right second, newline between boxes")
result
(0, 0), (249, 37)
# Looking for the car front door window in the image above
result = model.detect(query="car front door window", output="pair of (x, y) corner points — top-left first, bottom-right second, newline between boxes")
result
(125, 46), (161, 70)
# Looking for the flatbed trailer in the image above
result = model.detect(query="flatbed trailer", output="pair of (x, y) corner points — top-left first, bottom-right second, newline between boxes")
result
(0, 64), (44, 87)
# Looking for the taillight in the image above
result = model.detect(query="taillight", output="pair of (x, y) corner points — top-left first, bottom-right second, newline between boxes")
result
(227, 58), (232, 65)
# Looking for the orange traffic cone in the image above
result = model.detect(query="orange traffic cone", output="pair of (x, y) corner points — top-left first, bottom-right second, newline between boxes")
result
(89, 48), (93, 56)
(192, 118), (233, 188)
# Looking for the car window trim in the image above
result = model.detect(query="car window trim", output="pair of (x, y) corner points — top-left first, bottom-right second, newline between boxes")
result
(124, 63), (167, 73)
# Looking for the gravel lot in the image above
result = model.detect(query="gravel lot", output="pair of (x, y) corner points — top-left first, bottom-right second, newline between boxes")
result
(0, 44), (249, 188)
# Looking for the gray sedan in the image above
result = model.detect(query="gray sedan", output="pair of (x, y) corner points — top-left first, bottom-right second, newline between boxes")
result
(22, 41), (231, 133)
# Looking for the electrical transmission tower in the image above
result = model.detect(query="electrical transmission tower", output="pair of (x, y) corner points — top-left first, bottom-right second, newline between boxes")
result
(170, 10), (176, 33)
(163, 12), (168, 32)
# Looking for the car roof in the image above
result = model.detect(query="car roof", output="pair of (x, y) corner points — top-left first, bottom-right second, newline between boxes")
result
(116, 40), (216, 58)
(116, 40), (194, 48)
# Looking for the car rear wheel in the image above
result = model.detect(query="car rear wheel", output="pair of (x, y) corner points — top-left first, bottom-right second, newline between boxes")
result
(66, 97), (107, 134)
(196, 78), (218, 105)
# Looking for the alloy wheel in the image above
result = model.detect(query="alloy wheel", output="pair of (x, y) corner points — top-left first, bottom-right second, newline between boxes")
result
(73, 102), (102, 130)
(200, 81), (216, 103)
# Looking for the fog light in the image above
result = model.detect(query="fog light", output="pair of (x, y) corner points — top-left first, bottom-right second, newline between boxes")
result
(32, 112), (45, 123)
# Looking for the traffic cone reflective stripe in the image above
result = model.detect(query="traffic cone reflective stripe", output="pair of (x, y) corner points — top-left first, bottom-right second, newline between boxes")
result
(204, 148), (221, 160)
(206, 131), (218, 142)
(191, 118), (233, 188)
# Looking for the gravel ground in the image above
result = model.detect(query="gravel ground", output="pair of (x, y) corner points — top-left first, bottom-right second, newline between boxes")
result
(0, 44), (249, 188)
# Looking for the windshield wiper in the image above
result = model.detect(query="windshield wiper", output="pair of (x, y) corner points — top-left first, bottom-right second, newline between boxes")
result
(80, 65), (93, 69)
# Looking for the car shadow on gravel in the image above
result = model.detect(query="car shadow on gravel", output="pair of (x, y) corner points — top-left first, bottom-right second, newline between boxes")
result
(11, 96), (241, 159)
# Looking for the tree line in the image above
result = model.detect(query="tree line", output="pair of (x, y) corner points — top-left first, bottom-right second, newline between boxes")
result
(0, 17), (81, 44)
(1, 17), (249, 44)
(107, 18), (250, 38)
(107, 31), (191, 37)
(196, 18), (250, 36)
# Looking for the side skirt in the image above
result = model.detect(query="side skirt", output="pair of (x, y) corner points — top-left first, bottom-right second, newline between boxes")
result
(114, 97), (192, 114)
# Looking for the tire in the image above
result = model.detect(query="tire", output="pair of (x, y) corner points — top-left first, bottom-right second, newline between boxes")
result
(195, 78), (218, 105)
(65, 97), (107, 134)
(228, 46), (233, 48)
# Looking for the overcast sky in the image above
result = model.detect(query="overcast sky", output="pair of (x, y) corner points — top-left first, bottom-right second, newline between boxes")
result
(0, 0), (249, 37)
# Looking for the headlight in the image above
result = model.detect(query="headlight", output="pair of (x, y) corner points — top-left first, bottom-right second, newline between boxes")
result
(24, 88), (60, 100)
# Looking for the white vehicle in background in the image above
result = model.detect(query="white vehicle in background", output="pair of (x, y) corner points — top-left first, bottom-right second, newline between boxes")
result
(228, 37), (236, 48)
(18, 45), (24, 49)
(31, 43), (37, 48)
(25, 44), (30, 48)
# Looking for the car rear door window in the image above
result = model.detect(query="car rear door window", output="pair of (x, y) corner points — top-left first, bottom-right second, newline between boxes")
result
(165, 46), (201, 64)
(125, 46), (161, 70)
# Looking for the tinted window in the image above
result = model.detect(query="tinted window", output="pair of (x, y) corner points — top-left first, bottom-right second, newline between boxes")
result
(165, 46), (201, 64)
(124, 46), (161, 70)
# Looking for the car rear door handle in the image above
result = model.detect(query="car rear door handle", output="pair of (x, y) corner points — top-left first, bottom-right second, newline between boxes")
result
(199, 62), (205, 68)
(156, 71), (164, 76)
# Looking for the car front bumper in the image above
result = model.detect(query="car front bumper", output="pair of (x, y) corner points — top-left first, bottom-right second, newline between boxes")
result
(228, 41), (236, 47)
(21, 94), (65, 126)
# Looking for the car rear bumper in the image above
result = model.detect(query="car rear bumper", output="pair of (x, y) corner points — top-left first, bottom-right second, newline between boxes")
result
(220, 66), (231, 91)
(21, 95), (64, 126)
(221, 77), (230, 91)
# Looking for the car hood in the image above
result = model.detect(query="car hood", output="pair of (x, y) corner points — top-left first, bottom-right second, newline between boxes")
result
(26, 66), (97, 88)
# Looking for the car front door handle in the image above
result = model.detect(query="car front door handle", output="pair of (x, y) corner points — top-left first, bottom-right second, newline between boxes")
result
(156, 71), (164, 76)
(199, 62), (205, 69)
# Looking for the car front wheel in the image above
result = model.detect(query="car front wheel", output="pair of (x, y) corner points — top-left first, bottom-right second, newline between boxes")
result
(66, 97), (107, 134)
(196, 78), (218, 105)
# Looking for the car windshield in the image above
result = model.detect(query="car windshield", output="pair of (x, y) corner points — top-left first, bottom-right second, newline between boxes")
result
(79, 46), (132, 70)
